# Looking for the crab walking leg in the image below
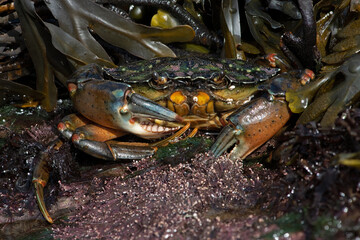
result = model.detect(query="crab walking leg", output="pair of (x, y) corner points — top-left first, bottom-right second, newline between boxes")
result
(59, 115), (157, 160)
(211, 96), (291, 160)
(58, 114), (158, 160)
(71, 124), (156, 160)
(33, 156), (52, 223)
(32, 140), (63, 224)
(57, 113), (91, 140)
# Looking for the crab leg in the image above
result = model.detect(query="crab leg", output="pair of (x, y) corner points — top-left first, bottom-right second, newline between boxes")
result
(33, 156), (52, 223)
(57, 114), (90, 140)
(71, 124), (156, 160)
(59, 115), (159, 160)
(211, 96), (291, 160)
(33, 140), (63, 224)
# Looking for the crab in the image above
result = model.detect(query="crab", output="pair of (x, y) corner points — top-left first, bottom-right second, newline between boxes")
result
(33, 56), (313, 223)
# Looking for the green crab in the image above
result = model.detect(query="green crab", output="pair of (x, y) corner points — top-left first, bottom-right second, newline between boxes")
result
(58, 56), (313, 159)
(34, 56), (313, 223)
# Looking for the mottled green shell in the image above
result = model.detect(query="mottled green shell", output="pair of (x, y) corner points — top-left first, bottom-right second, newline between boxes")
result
(103, 56), (279, 88)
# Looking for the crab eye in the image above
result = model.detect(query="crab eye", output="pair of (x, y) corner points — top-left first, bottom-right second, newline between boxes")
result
(209, 71), (229, 89)
(152, 71), (168, 85)
(213, 71), (225, 84)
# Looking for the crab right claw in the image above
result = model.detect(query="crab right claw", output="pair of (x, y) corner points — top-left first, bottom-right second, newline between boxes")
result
(67, 64), (183, 137)
(211, 96), (291, 161)
(58, 64), (184, 160)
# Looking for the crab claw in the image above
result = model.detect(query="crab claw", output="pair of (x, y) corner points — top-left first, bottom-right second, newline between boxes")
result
(126, 91), (182, 123)
(211, 97), (291, 160)
(68, 64), (183, 139)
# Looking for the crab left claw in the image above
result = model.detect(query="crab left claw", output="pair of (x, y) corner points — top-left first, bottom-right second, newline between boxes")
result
(211, 96), (291, 161)
(211, 69), (313, 160)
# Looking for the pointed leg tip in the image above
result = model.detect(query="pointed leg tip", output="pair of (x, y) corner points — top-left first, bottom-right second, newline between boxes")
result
(33, 181), (54, 224)
(46, 216), (54, 224)
(41, 211), (54, 224)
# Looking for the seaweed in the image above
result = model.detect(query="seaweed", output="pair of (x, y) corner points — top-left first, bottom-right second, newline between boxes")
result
(287, 53), (360, 127)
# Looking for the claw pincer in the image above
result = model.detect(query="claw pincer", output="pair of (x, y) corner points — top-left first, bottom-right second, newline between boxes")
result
(211, 70), (311, 160)
(211, 96), (290, 160)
